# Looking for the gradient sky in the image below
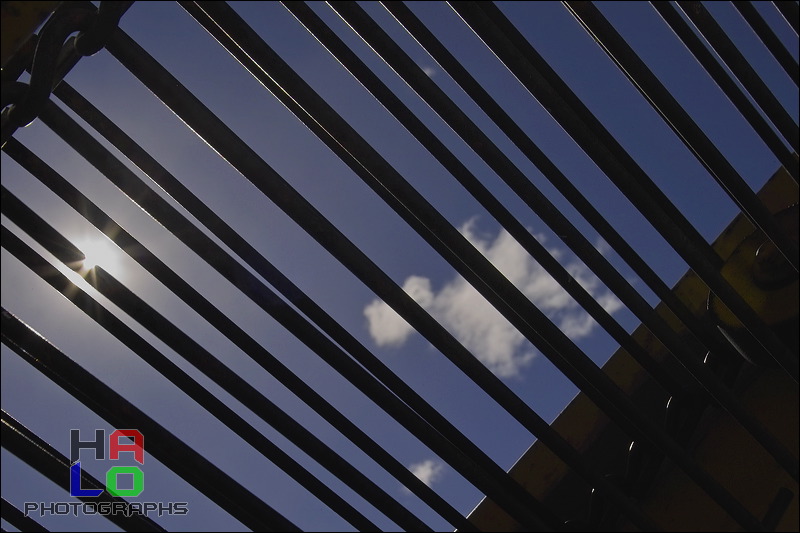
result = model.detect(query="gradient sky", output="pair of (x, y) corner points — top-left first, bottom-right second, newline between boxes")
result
(2, 1), (798, 531)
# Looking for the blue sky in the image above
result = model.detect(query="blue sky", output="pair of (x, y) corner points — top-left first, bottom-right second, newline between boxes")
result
(2, 1), (797, 531)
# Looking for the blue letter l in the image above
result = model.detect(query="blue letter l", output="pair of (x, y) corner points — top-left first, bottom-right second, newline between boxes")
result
(70, 462), (103, 497)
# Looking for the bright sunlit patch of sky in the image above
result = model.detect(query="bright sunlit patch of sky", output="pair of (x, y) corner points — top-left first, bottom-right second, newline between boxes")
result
(73, 234), (125, 276)
(2, 1), (797, 531)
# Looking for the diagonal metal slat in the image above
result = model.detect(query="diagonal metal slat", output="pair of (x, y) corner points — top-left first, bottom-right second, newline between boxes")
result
(0, 306), (300, 532)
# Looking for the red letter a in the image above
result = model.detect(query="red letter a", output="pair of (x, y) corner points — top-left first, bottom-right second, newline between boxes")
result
(109, 429), (144, 464)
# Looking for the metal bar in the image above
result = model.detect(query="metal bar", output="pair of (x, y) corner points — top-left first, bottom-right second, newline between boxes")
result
(0, 0), (61, 67)
(187, 0), (654, 459)
(0, 186), (423, 533)
(774, 0), (800, 35)
(0, 412), (159, 533)
(301, 0), (799, 485)
(47, 42), (560, 529)
(284, 2), (720, 524)
(103, 14), (589, 532)
(285, 0), (687, 397)
(1, 496), (50, 532)
(733, 1), (799, 86)
(0, 310), (296, 532)
(761, 487), (795, 530)
(651, 1), (798, 184)
(555, 2), (799, 474)
(451, 0), (798, 384)
(677, 1), (799, 149)
(180, 3), (674, 529)
(2, 133), (477, 533)
(448, 1), (797, 528)
(0, 226), (380, 532)
(563, 0), (799, 480)
(0, 150), (392, 533)
(2, 33), (37, 83)
(380, 0), (741, 371)
(565, 0), (797, 273)
(343, 0), (799, 484)
(184, 2), (764, 530)
(1, 1), (133, 146)
(32, 97), (552, 531)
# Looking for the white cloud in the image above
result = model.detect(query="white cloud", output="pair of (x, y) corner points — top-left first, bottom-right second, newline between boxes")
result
(421, 65), (437, 78)
(408, 459), (445, 488)
(363, 276), (432, 347)
(363, 219), (622, 378)
(594, 236), (612, 256)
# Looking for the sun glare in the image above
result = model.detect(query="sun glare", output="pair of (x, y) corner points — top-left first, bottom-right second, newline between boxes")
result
(75, 236), (122, 276)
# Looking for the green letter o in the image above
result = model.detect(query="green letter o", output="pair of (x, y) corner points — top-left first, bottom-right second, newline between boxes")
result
(106, 466), (144, 497)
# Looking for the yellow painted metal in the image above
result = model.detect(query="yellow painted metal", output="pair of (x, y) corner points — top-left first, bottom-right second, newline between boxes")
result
(616, 366), (798, 531)
(710, 204), (798, 329)
(1, 1), (61, 68)
(466, 164), (799, 531)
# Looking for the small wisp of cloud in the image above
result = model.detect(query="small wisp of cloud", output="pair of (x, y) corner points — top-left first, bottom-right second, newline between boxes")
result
(363, 218), (622, 379)
(405, 459), (445, 492)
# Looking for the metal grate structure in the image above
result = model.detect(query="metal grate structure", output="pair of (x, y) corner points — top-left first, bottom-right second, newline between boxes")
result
(1, 1), (798, 531)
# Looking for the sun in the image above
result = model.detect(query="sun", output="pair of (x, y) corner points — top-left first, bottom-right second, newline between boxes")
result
(74, 236), (123, 276)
